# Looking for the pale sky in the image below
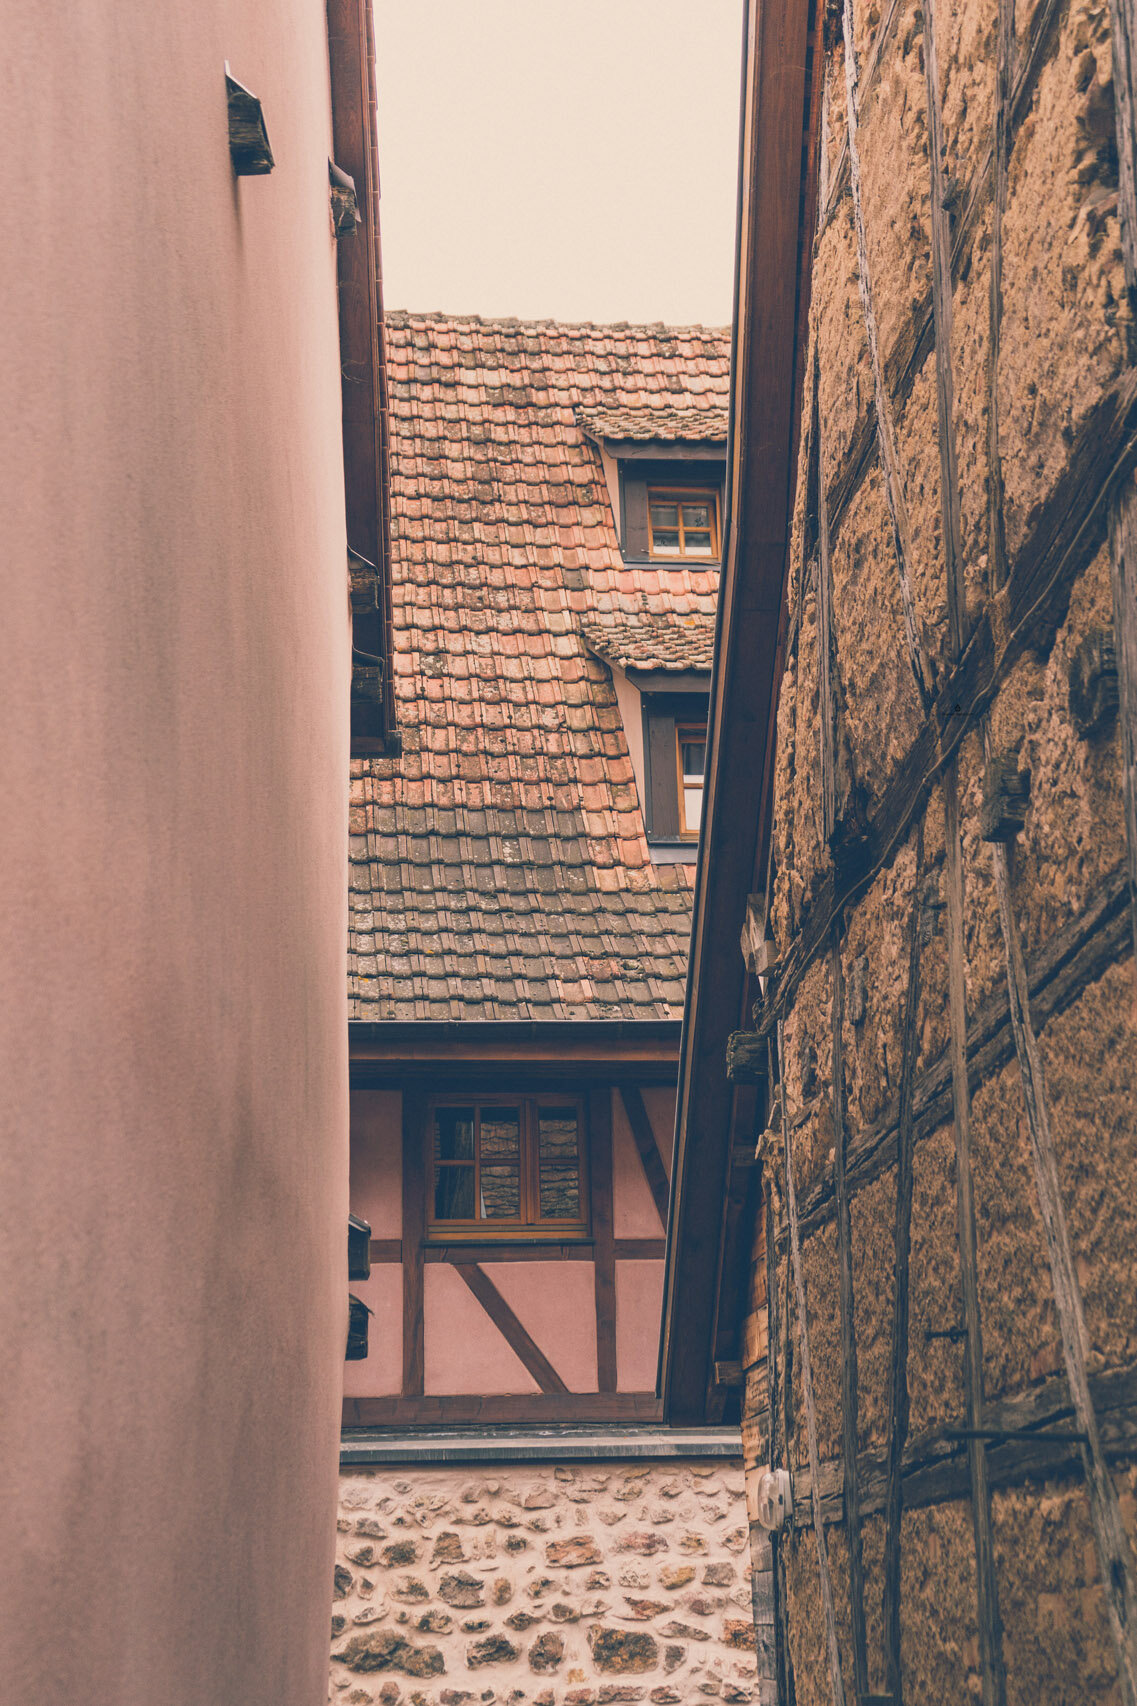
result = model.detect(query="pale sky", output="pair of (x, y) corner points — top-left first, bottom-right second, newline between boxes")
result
(373, 0), (743, 327)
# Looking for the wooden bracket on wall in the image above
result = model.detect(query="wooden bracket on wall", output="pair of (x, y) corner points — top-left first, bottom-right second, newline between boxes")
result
(349, 548), (380, 614)
(225, 66), (274, 175)
(1068, 627), (1120, 738)
(726, 1031), (767, 1084)
(979, 749), (1031, 843)
(740, 893), (774, 973)
(329, 160), (361, 237)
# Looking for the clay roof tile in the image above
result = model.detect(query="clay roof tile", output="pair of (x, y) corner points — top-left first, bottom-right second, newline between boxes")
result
(350, 311), (729, 1022)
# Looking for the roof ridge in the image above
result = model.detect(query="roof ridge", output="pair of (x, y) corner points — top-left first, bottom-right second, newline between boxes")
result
(383, 308), (731, 336)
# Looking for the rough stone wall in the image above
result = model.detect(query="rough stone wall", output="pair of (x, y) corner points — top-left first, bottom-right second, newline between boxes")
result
(330, 1461), (756, 1706)
(748, 0), (1137, 1691)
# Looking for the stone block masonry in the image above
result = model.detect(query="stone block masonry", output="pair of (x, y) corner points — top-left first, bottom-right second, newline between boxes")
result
(330, 1461), (756, 1705)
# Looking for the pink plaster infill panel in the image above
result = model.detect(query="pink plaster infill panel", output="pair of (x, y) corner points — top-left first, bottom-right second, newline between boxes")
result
(615, 1260), (666, 1391)
(640, 1086), (676, 1176)
(342, 1266), (402, 1398)
(424, 1265), (540, 1395)
(482, 1261), (598, 1393)
(349, 1089), (402, 1237)
(612, 1091), (669, 1238)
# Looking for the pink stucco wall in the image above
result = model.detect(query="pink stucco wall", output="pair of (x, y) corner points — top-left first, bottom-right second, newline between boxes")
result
(347, 1086), (675, 1398)
(487, 1260), (599, 1391)
(350, 1090), (404, 1236)
(641, 1085), (677, 1174)
(616, 1260), (668, 1389)
(424, 1264), (542, 1394)
(343, 1265), (404, 1397)
(612, 1089), (673, 1237)
(0, 3), (351, 1702)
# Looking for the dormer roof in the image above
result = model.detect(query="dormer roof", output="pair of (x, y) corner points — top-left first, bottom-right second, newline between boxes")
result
(580, 612), (717, 674)
(575, 404), (729, 444)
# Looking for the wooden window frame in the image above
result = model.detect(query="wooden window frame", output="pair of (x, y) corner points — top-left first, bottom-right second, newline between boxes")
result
(642, 692), (709, 848)
(618, 460), (724, 564)
(426, 1093), (590, 1241)
(646, 486), (721, 561)
(675, 721), (708, 840)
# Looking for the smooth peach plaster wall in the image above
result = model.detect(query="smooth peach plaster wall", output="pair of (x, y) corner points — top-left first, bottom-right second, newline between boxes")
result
(0, 3), (350, 1702)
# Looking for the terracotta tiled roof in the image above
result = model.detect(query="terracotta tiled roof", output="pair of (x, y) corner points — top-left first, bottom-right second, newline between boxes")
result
(576, 404), (729, 443)
(349, 311), (731, 1022)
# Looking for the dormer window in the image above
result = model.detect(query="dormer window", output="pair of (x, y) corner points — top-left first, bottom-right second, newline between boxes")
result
(618, 460), (724, 564)
(648, 489), (720, 560)
(677, 723), (707, 835)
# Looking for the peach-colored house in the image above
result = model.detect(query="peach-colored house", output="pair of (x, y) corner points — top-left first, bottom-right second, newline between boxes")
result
(1, 2), (389, 1701)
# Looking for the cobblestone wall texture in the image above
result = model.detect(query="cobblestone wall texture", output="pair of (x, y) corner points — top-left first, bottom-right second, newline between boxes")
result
(330, 1461), (756, 1706)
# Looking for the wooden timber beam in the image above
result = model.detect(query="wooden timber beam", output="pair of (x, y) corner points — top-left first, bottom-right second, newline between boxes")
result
(327, 0), (396, 744)
(992, 844), (1137, 1703)
(401, 1087), (426, 1397)
(791, 1355), (1137, 1526)
(453, 1263), (569, 1397)
(343, 1392), (664, 1429)
(882, 826), (925, 1701)
(1108, 0), (1137, 986)
(350, 1018), (681, 1075)
(618, 1085), (670, 1228)
(755, 366), (1137, 1044)
(590, 1086), (618, 1395)
(777, 863), (1130, 1251)
(778, 1023), (847, 1706)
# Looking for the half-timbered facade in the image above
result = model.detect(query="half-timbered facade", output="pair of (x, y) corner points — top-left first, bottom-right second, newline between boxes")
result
(333, 314), (762, 1704)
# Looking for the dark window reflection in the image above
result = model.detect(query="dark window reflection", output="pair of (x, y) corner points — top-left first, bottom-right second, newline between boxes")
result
(434, 1165), (474, 1220)
(538, 1107), (580, 1219)
(480, 1106), (520, 1218)
(434, 1107), (474, 1160)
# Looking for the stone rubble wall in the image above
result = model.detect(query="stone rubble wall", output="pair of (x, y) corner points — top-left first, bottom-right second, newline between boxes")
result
(748, 0), (1137, 1692)
(331, 1460), (756, 1706)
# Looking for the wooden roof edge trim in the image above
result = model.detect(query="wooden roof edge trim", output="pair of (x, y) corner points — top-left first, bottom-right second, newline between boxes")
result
(660, 0), (822, 1427)
(329, 0), (395, 736)
(350, 1017), (683, 1066)
(365, 0), (396, 735)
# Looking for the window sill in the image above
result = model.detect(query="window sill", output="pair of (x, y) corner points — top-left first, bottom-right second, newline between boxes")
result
(646, 838), (700, 865)
(424, 1236), (595, 1261)
(620, 553), (721, 569)
(425, 1232), (593, 1246)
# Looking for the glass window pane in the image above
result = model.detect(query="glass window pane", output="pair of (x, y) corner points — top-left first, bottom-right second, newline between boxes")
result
(434, 1107), (474, 1161)
(479, 1107), (521, 1219)
(681, 503), (711, 529)
(650, 504), (678, 529)
(480, 1167), (520, 1218)
(435, 1165), (475, 1220)
(540, 1166), (580, 1219)
(683, 532), (714, 556)
(683, 784), (704, 829)
(652, 529), (680, 553)
(681, 738), (706, 781)
(538, 1108), (580, 1219)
